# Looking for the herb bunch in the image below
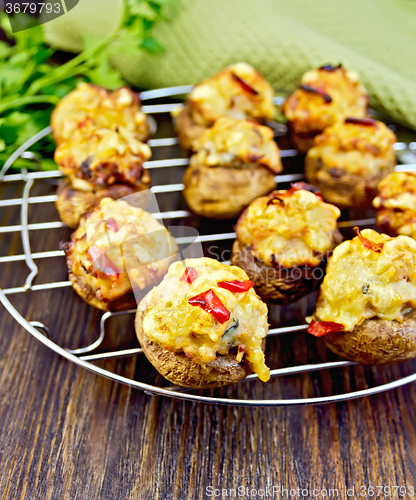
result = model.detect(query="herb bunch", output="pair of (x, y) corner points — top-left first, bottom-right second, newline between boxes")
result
(0, 0), (177, 171)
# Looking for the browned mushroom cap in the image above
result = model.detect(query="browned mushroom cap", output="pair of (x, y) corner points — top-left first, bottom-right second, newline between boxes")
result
(56, 178), (151, 229)
(305, 118), (396, 208)
(230, 240), (327, 304)
(182, 164), (276, 219)
(135, 292), (253, 388)
(323, 309), (416, 365)
(305, 155), (393, 209)
(173, 103), (209, 152)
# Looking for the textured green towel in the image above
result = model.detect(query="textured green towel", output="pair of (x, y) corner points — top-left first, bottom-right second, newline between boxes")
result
(112, 0), (416, 130)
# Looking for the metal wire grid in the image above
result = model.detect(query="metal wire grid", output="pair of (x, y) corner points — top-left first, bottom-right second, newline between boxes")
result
(1, 85), (416, 406)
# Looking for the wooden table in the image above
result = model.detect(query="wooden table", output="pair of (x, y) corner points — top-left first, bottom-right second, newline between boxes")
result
(1, 117), (416, 500)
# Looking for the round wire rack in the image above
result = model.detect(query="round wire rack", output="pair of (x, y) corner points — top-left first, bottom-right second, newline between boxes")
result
(2, 86), (416, 407)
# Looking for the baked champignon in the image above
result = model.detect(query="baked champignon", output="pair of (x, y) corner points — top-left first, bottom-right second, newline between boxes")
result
(282, 64), (368, 153)
(231, 183), (342, 304)
(172, 62), (275, 151)
(55, 124), (152, 228)
(60, 198), (178, 311)
(305, 117), (396, 209)
(51, 82), (150, 146)
(182, 117), (282, 219)
(373, 171), (416, 239)
(307, 228), (416, 365)
(135, 257), (270, 388)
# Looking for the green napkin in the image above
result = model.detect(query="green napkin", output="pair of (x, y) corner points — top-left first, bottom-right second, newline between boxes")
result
(112, 0), (416, 130)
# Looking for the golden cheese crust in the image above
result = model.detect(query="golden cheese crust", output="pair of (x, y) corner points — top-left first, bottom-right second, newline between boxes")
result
(282, 65), (368, 152)
(172, 63), (275, 151)
(187, 62), (275, 126)
(313, 229), (416, 331)
(51, 83), (150, 145)
(191, 117), (282, 174)
(137, 257), (270, 382)
(234, 187), (341, 268)
(182, 117), (282, 219)
(54, 125), (152, 189)
(305, 118), (396, 208)
(61, 198), (178, 311)
(282, 65), (368, 135)
(373, 171), (416, 239)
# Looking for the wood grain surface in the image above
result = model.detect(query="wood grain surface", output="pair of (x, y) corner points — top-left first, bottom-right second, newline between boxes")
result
(1, 115), (416, 500)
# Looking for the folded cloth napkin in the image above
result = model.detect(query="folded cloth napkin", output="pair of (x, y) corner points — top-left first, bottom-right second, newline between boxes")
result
(112, 0), (416, 130)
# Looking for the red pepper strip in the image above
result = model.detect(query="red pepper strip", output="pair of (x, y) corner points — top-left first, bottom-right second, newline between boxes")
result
(287, 182), (324, 200)
(345, 117), (376, 127)
(180, 267), (198, 284)
(88, 246), (120, 276)
(307, 320), (345, 337)
(105, 217), (119, 233)
(188, 289), (231, 324)
(354, 227), (384, 253)
(299, 84), (332, 103)
(217, 280), (255, 293)
(231, 73), (259, 95)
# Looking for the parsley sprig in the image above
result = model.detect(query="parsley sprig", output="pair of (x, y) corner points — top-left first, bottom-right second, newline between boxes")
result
(0, 0), (177, 171)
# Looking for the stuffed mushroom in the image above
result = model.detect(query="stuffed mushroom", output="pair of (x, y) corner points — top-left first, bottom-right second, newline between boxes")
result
(172, 63), (275, 151)
(55, 124), (152, 228)
(182, 117), (282, 219)
(51, 82), (150, 146)
(308, 228), (416, 365)
(135, 257), (270, 388)
(282, 64), (368, 153)
(373, 171), (416, 239)
(231, 183), (342, 304)
(60, 198), (178, 311)
(305, 117), (396, 209)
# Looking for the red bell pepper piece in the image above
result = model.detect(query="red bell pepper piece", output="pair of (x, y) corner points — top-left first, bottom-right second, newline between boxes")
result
(231, 73), (259, 95)
(180, 267), (198, 284)
(307, 319), (345, 337)
(217, 280), (254, 293)
(299, 84), (332, 103)
(345, 117), (376, 127)
(188, 289), (231, 324)
(105, 218), (119, 233)
(354, 227), (384, 253)
(88, 246), (120, 276)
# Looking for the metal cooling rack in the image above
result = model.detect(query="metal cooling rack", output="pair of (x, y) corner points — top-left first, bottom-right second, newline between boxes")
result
(2, 85), (416, 407)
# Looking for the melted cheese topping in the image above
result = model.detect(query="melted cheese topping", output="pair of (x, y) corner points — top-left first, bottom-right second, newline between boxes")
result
(373, 172), (416, 238)
(66, 198), (178, 302)
(186, 63), (275, 126)
(236, 189), (341, 267)
(282, 67), (368, 134)
(55, 126), (151, 189)
(191, 117), (282, 173)
(307, 119), (396, 176)
(314, 229), (416, 330)
(142, 258), (270, 382)
(51, 83), (150, 145)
